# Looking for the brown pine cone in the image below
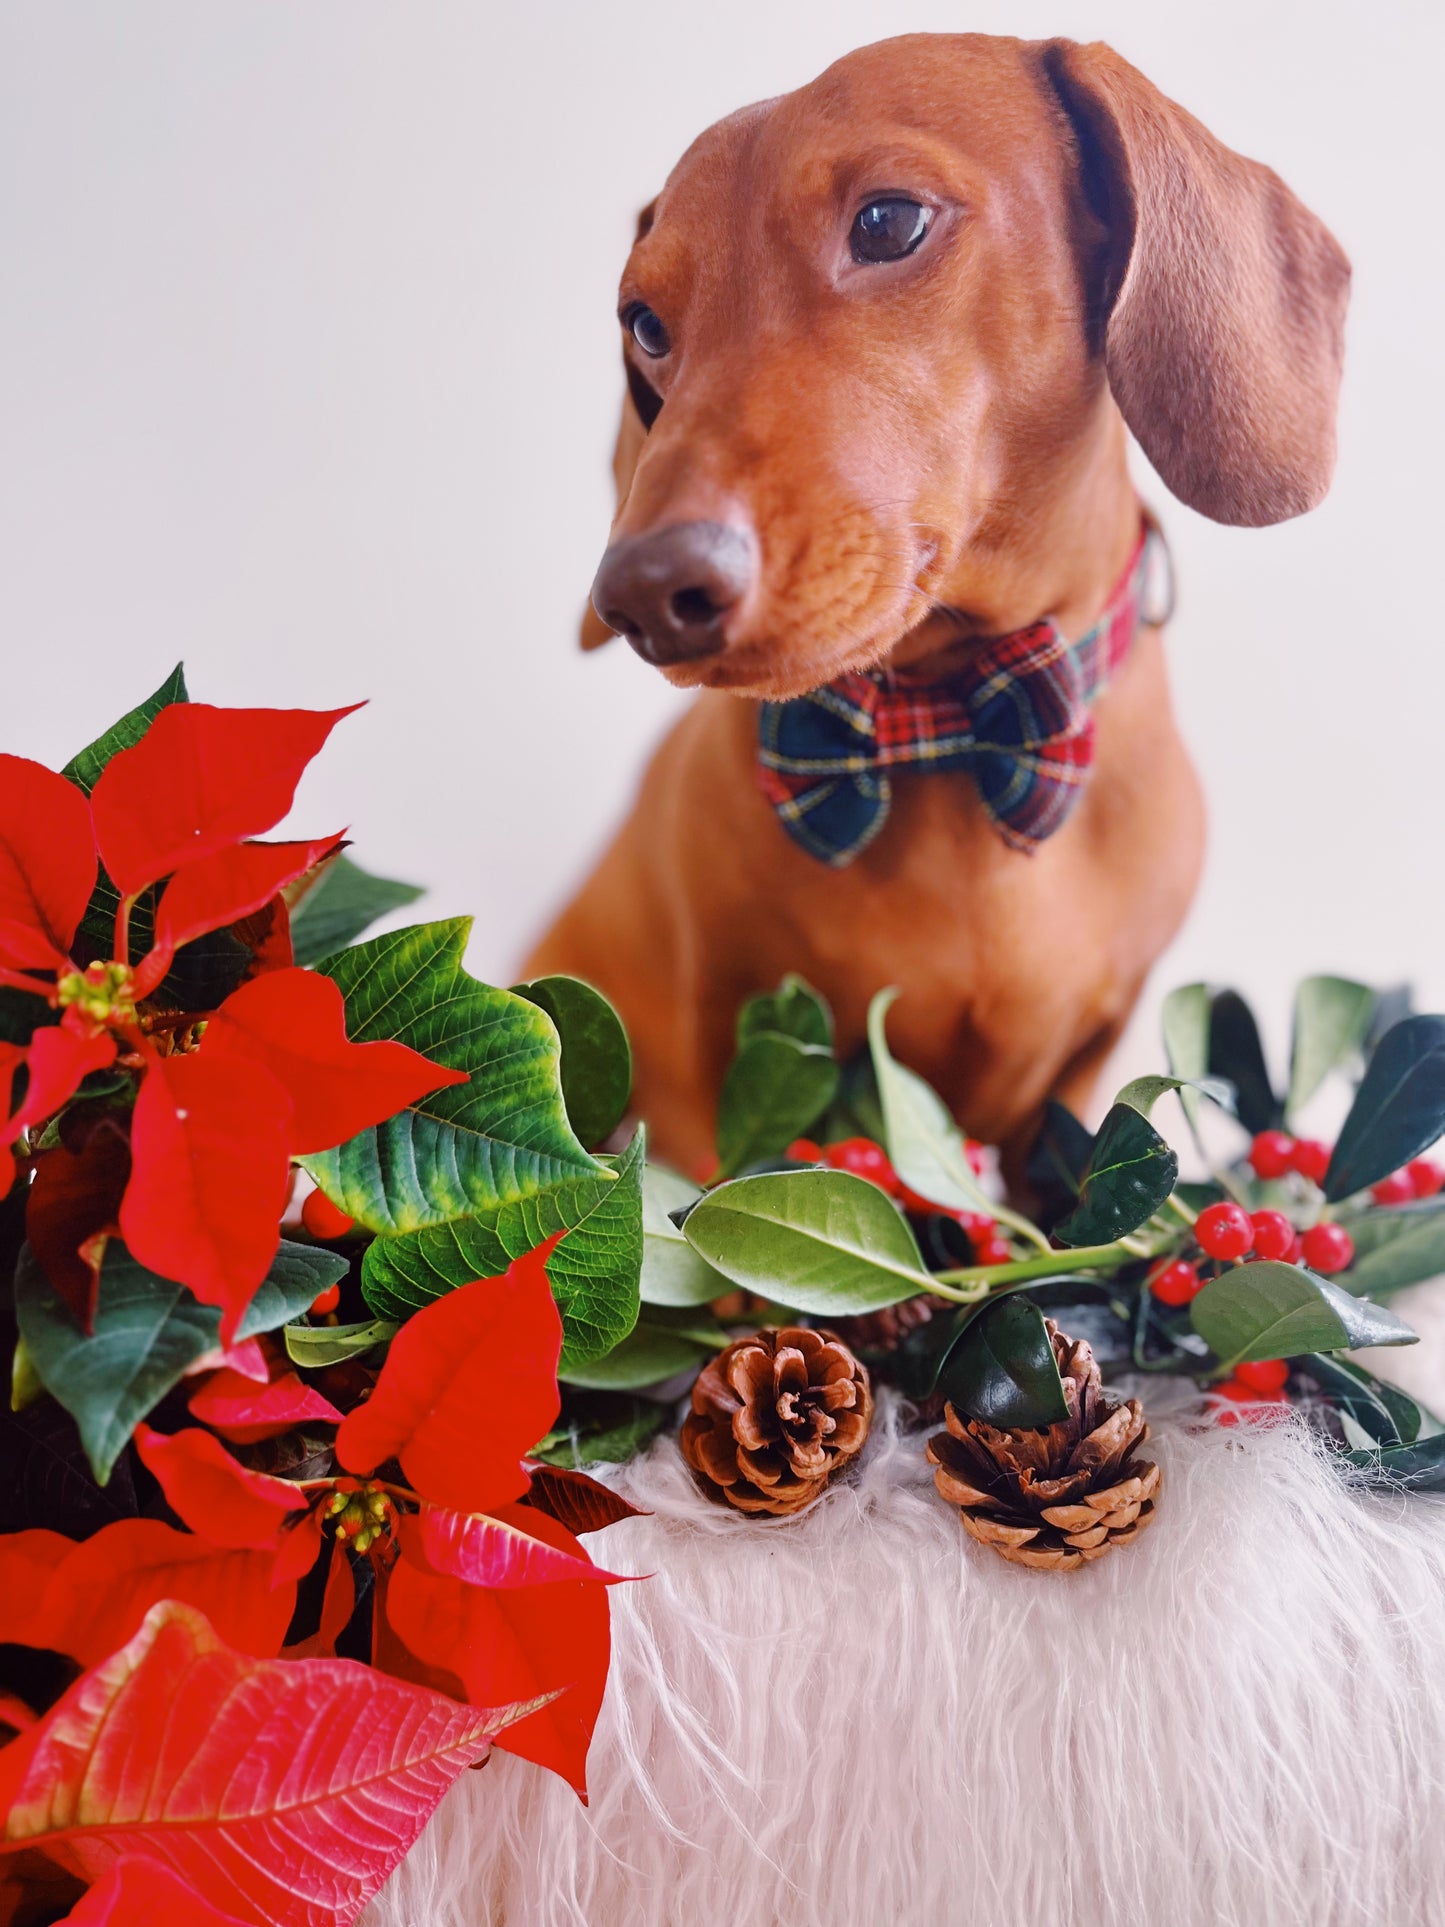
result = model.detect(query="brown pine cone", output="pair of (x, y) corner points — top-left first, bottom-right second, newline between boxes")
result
(680, 1327), (873, 1516)
(926, 1320), (1159, 1571)
(829, 1292), (946, 1356)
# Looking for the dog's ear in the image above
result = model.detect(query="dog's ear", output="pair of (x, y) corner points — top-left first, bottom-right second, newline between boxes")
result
(581, 201), (662, 650)
(1040, 39), (1350, 527)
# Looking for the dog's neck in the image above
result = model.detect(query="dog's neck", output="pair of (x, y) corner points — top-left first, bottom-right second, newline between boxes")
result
(886, 406), (1143, 679)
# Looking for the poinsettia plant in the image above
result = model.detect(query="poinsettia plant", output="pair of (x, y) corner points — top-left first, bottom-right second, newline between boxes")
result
(554, 971), (1445, 1486)
(1, 671), (648, 1926)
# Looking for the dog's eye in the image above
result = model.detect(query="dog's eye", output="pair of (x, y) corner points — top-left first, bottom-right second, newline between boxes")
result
(850, 198), (930, 264)
(624, 303), (671, 358)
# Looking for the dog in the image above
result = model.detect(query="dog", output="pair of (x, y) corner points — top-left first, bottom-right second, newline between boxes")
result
(523, 33), (1349, 1175)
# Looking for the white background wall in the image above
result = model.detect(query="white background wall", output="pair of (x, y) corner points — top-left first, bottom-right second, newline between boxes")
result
(2, 1), (1441, 1117)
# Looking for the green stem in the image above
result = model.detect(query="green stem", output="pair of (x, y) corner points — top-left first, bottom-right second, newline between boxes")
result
(932, 1240), (1134, 1292)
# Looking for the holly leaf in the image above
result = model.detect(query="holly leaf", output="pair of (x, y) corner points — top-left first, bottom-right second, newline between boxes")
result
(681, 1168), (933, 1314)
(559, 1314), (721, 1390)
(514, 976), (632, 1150)
(1297, 1353), (1422, 1447)
(715, 1032), (837, 1178)
(1189, 1260), (1417, 1369)
(639, 1162), (726, 1307)
(1324, 1015), (1445, 1202)
(1287, 976), (1376, 1121)
(935, 1295), (1069, 1428)
(1025, 1101), (1095, 1231)
(736, 974), (834, 1051)
(1161, 982), (1211, 1137)
(60, 665), (188, 797)
(1113, 1073), (1235, 1120)
(0, 1600), (535, 1926)
(1340, 1197), (1445, 1298)
(1342, 1432), (1445, 1489)
(1055, 1103), (1178, 1246)
(359, 1127), (644, 1369)
(287, 851), (425, 965)
(1207, 989), (1280, 1136)
(301, 920), (601, 1232)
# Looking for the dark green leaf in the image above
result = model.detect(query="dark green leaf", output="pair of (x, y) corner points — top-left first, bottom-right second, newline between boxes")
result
(301, 919), (600, 1232)
(15, 1241), (220, 1484)
(1190, 1259), (1417, 1369)
(1341, 1197), (1445, 1298)
(682, 1168), (933, 1314)
(515, 975), (632, 1149)
(284, 1317), (398, 1368)
(819, 1051), (887, 1148)
(0, 988), (54, 1046)
(360, 1127), (644, 1369)
(288, 853), (425, 965)
(1025, 1100), (1095, 1230)
(1114, 1074), (1234, 1119)
(1365, 984), (1413, 1054)
(1208, 990), (1281, 1135)
(532, 1392), (669, 1467)
(61, 664), (188, 796)
(640, 1163), (725, 1307)
(736, 974), (834, 1051)
(1324, 1015), (1445, 1202)
(936, 1295), (1069, 1429)
(1287, 977), (1375, 1121)
(1298, 1352), (1421, 1446)
(715, 1033), (838, 1178)
(1055, 1103), (1178, 1246)
(1343, 1432), (1445, 1489)
(235, 1241), (349, 1340)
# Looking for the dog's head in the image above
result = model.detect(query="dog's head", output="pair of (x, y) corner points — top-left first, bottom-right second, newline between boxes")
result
(585, 35), (1349, 698)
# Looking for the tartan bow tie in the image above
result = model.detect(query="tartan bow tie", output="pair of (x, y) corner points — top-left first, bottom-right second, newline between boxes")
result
(757, 524), (1161, 866)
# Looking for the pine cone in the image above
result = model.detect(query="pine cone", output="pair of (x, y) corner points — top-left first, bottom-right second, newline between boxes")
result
(680, 1327), (873, 1516)
(926, 1320), (1159, 1570)
(829, 1292), (945, 1356)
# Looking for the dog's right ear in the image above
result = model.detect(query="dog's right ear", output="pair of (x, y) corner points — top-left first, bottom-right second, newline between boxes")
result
(580, 201), (661, 651)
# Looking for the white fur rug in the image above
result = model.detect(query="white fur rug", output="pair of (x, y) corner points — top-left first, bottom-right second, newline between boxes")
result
(365, 1381), (1445, 1927)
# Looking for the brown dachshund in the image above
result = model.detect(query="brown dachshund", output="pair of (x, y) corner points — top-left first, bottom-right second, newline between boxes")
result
(524, 34), (1349, 1174)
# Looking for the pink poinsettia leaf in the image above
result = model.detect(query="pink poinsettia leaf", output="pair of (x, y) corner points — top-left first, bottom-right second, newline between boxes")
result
(182, 1337), (269, 1384)
(133, 833), (346, 999)
(89, 702), (361, 897)
(402, 1504), (627, 1590)
(132, 1423), (308, 1549)
(199, 966), (468, 1155)
(0, 753), (97, 971)
(187, 1366), (343, 1443)
(119, 1053), (293, 1343)
(0, 1600), (542, 1927)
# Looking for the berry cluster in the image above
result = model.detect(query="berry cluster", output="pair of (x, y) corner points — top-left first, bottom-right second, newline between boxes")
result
(787, 1134), (1011, 1264)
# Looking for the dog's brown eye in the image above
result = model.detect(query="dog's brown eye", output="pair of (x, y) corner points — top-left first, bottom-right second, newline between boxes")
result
(625, 303), (670, 357)
(850, 198), (930, 264)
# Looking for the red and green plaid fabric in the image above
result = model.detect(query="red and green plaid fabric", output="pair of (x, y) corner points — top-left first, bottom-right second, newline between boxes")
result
(757, 524), (1160, 865)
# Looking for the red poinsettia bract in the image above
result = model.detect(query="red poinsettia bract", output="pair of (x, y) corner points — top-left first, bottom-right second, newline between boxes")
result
(0, 706), (468, 1336)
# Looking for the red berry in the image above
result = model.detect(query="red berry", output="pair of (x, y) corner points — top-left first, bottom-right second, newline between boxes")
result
(1301, 1221), (1354, 1274)
(1234, 1357), (1290, 1393)
(787, 1138), (824, 1163)
(1288, 1139), (1331, 1186)
(974, 1233), (1014, 1267)
(1407, 1158), (1445, 1199)
(1248, 1209), (1295, 1262)
(302, 1189), (355, 1241)
(1211, 1376), (1287, 1425)
(1371, 1170), (1415, 1206)
(1288, 1233), (1306, 1264)
(309, 1283), (341, 1316)
(1195, 1201), (1254, 1262)
(1249, 1130), (1296, 1180)
(955, 1210), (996, 1238)
(1150, 1258), (1202, 1307)
(825, 1138), (899, 1193)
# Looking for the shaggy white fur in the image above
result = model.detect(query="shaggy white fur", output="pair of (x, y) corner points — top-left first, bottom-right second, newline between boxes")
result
(364, 1386), (1445, 1927)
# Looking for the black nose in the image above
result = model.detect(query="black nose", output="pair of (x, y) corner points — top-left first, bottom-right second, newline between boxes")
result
(591, 521), (756, 665)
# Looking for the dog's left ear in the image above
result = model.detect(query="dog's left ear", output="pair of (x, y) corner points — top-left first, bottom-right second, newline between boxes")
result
(581, 200), (661, 650)
(1040, 39), (1350, 527)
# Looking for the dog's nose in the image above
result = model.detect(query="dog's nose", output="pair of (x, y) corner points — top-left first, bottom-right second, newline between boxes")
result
(591, 521), (755, 665)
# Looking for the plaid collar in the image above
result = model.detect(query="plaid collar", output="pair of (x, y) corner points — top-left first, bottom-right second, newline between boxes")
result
(757, 521), (1165, 866)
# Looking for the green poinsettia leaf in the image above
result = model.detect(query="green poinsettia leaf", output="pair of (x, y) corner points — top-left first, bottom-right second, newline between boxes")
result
(682, 1167), (932, 1314)
(15, 1240), (220, 1484)
(736, 975), (834, 1051)
(284, 1317), (398, 1368)
(935, 1294), (1069, 1429)
(640, 1163), (726, 1307)
(1207, 990), (1281, 1137)
(360, 1127), (644, 1369)
(715, 1032), (838, 1178)
(1055, 1103), (1178, 1247)
(61, 664), (188, 797)
(1161, 982), (1211, 1137)
(1298, 1352), (1421, 1447)
(235, 1241), (348, 1340)
(867, 988), (994, 1218)
(1340, 1197), (1445, 1298)
(514, 975), (632, 1150)
(1190, 1259), (1417, 1369)
(288, 853), (425, 966)
(559, 1312), (723, 1391)
(301, 918), (601, 1233)
(1287, 976), (1376, 1122)
(1324, 1016), (1445, 1203)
